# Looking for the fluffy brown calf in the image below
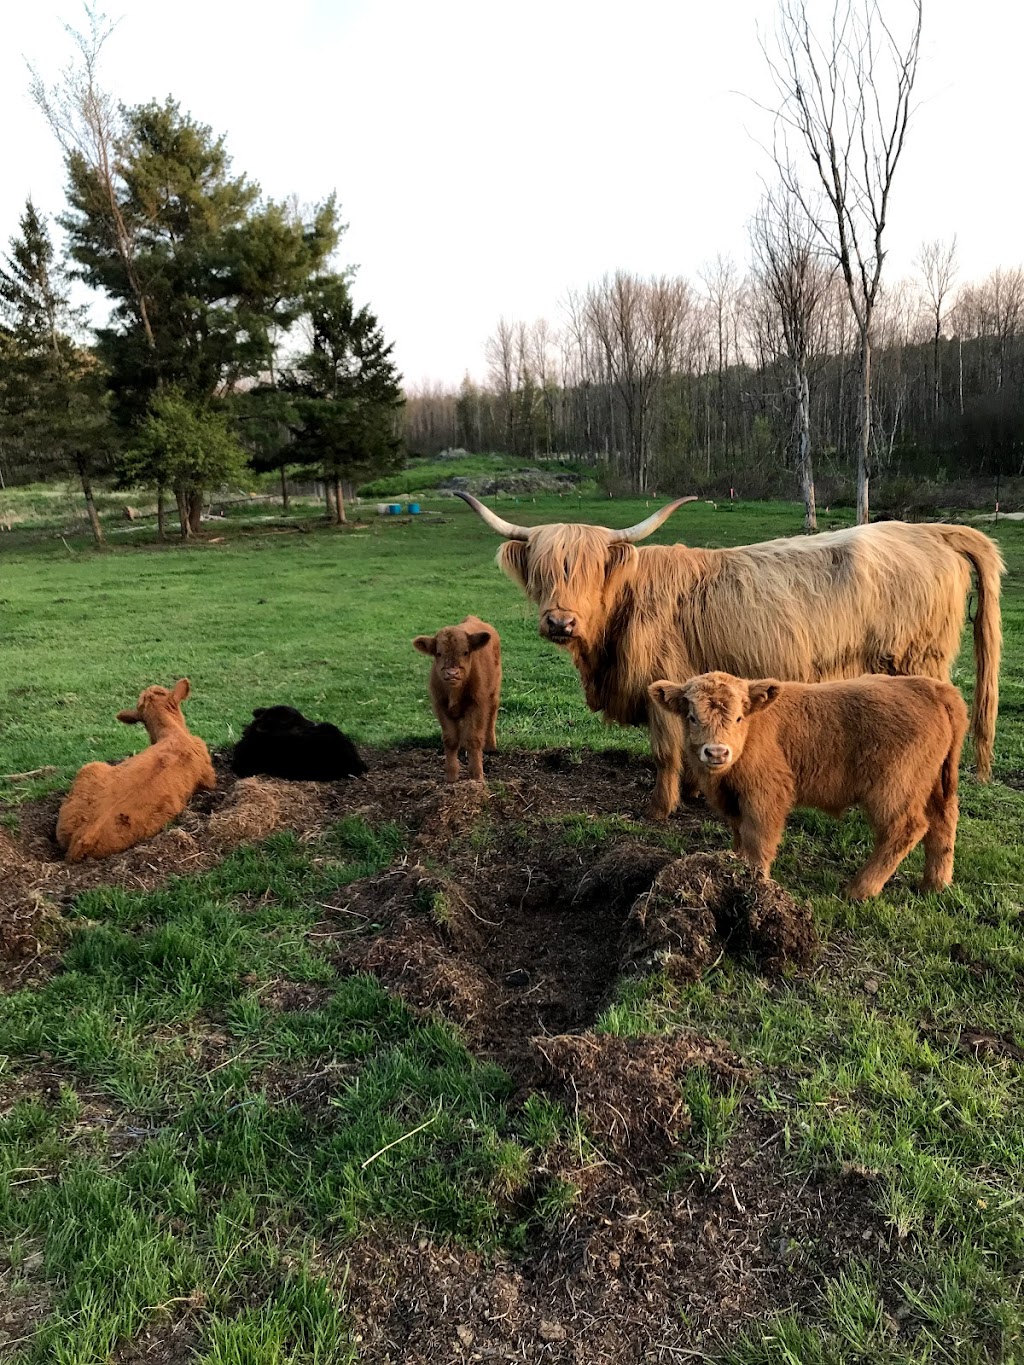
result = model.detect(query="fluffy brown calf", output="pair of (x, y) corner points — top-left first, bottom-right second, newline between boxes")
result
(56, 679), (217, 862)
(648, 671), (969, 900)
(413, 616), (501, 782)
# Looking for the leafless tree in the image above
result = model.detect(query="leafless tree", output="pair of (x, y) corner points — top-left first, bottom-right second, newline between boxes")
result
(30, 6), (157, 352)
(763, 0), (923, 522)
(915, 237), (958, 421)
(583, 272), (691, 493)
(751, 191), (835, 529)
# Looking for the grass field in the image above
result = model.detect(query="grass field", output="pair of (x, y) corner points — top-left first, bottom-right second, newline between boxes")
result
(1, 495), (1023, 1362)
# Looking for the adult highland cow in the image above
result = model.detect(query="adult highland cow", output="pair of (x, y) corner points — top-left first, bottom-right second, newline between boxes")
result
(456, 493), (1003, 819)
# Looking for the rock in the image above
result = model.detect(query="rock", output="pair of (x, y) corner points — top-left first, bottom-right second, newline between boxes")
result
(538, 1320), (567, 1342)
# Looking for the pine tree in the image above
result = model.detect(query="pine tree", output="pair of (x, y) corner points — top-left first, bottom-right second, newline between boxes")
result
(285, 274), (404, 524)
(0, 199), (112, 544)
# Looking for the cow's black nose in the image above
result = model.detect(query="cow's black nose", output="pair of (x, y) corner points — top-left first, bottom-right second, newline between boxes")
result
(545, 612), (576, 639)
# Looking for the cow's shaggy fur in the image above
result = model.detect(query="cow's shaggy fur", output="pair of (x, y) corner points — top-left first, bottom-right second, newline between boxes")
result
(231, 705), (368, 781)
(649, 671), (969, 900)
(56, 679), (217, 862)
(461, 497), (1002, 819)
(413, 615), (501, 782)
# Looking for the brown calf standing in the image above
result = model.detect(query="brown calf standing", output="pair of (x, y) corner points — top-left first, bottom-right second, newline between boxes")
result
(648, 671), (969, 900)
(413, 616), (501, 782)
(56, 679), (217, 862)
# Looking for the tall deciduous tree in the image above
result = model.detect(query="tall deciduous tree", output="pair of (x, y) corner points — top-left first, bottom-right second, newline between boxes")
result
(916, 237), (957, 423)
(0, 198), (112, 544)
(764, 0), (923, 523)
(751, 191), (834, 530)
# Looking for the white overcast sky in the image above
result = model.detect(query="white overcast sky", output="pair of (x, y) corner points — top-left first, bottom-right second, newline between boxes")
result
(3, 0), (1022, 389)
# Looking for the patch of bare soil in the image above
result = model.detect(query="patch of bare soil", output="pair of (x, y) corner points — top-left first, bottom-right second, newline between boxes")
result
(534, 1031), (749, 1170)
(341, 1111), (889, 1363)
(918, 1020), (1024, 1064)
(110, 1315), (202, 1364)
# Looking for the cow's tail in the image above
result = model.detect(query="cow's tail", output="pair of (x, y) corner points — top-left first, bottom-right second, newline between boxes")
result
(938, 526), (1004, 781)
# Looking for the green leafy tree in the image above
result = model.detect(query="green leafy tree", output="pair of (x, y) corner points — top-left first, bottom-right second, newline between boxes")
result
(0, 198), (113, 544)
(123, 390), (247, 536)
(58, 96), (341, 418)
(285, 273), (404, 523)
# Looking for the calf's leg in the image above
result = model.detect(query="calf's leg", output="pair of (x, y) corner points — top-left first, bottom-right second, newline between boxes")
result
(735, 804), (787, 878)
(461, 713), (486, 782)
(920, 782), (958, 893)
(439, 714), (461, 783)
(846, 809), (929, 901)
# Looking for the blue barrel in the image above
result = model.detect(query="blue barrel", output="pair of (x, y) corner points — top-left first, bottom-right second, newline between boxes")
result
(408, 502), (421, 514)
(388, 502), (401, 514)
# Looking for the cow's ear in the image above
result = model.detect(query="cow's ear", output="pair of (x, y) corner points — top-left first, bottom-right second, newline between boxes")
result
(747, 680), (781, 713)
(467, 631), (491, 652)
(648, 680), (688, 714)
(413, 635), (437, 656)
(498, 540), (529, 588)
(252, 707), (266, 719)
(117, 708), (142, 725)
(171, 678), (191, 703)
(606, 541), (638, 576)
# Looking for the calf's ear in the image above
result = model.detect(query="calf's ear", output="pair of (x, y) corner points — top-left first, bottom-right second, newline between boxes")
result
(498, 541), (529, 589)
(117, 709), (142, 725)
(467, 631), (491, 652)
(746, 681), (781, 713)
(171, 678), (191, 703)
(648, 680), (688, 714)
(413, 635), (437, 656)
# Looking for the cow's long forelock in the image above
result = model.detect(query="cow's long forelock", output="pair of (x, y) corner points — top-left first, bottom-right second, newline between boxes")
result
(523, 524), (620, 610)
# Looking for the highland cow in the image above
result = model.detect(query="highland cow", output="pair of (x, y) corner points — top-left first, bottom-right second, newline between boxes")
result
(56, 679), (216, 862)
(648, 671), (969, 900)
(231, 705), (367, 781)
(413, 615), (501, 782)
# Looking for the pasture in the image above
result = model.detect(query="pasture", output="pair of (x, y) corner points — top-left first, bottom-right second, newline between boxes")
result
(1, 495), (1023, 1363)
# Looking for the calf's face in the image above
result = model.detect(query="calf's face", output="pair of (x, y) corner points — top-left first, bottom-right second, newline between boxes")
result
(413, 626), (491, 684)
(648, 673), (780, 775)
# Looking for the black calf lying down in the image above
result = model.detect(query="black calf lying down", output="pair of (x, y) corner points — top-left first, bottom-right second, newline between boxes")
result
(231, 706), (368, 781)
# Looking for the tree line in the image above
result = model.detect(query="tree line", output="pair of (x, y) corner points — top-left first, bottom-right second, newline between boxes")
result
(0, 11), (403, 544)
(404, 250), (1024, 516)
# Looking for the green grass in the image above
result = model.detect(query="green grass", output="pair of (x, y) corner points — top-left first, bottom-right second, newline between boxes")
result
(2, 497), (1024, 1360)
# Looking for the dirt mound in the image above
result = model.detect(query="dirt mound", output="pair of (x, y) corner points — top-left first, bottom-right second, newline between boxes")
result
(535, 1031), (749, 1170)
(622, 852), (820, 981)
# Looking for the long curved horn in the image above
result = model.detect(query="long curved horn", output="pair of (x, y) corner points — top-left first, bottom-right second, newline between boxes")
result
(454, 491), (531, 540)
(616, 496), (698, 543)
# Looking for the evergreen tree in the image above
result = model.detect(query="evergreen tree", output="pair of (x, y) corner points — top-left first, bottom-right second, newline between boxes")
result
(0, 198), (112, 544)
(285, 274), (404, 523)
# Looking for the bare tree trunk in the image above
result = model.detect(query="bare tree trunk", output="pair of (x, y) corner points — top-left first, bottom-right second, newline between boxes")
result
(188, 491), (203, 535)
(156, 482), (165, 540)
(78, 464), (104, 546)
(175, 487), (191, 539)
(334, 476), (346, 525)
(857, 336), (872, 524)
(796, 368), (816, 531)
(280, 465), (290, 511)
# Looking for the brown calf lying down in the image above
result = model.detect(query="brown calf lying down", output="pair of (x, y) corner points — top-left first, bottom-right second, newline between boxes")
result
(648, 671), (969, 900)
(56, 679), (217, 862)
(413, 616), (502, 782)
